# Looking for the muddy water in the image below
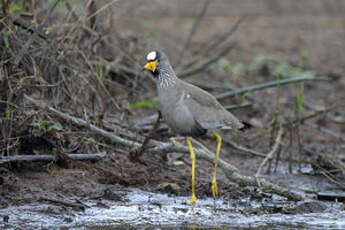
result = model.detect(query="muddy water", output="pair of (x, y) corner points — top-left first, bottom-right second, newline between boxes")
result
(1, 189), (345, 230)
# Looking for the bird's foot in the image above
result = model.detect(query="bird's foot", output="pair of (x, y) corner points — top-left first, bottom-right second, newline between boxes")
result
(212, 178), (218, 198)
(189, 194), (196, 205)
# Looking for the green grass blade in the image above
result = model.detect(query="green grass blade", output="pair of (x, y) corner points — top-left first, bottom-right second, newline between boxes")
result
(131, 99), (160, 108)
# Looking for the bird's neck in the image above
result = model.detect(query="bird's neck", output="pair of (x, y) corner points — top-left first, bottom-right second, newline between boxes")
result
(156, 67), (177, 89)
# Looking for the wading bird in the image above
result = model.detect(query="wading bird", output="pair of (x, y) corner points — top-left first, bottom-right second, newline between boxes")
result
(143, 51), (244, 204)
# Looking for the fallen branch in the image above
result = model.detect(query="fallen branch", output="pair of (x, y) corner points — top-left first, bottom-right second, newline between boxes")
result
(24, 95), (303, 201)
(24, 95), (139, 148)
(0, 152), (106, 165)
(216, 75), (328, 99)
(148, 139), (301, 201)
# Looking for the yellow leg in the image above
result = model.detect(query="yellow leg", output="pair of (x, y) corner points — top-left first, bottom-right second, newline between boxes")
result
(212, 131), (222, 198)
(187, 137), (196, 205)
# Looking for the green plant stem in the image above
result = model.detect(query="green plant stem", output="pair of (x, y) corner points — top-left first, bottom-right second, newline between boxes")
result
(224, 103), (252, 110)
(216, 75), (328, 100)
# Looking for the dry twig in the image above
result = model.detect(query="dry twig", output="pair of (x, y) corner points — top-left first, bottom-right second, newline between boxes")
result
(216, 75), (328, 99)
(0, 152), (106, 165)
(177, 0), (212, 65)
(286, 104), (339, 126)
(227, 140), (266, 157)
(39, 196), (89, 211)
(256, 127), (284, 180)
(179, 43), (235, 78)
(79, 50), (120, 110)
(129, 111), (162, 163)
(197, 15), (247, 57)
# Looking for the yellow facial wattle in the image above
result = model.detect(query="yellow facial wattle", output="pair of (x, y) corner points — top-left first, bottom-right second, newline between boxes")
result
(144, 59), (158, 73)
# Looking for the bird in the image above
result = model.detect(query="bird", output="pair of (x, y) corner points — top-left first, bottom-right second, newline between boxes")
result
(143, 50), (244, 205)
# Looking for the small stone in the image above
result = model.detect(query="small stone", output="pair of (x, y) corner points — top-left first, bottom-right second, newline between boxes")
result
(157, 183), (181, 192)
(172, 161), (185, 167)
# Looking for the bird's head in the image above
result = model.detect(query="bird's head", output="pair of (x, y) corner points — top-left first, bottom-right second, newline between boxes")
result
(143, 51), (168, 76)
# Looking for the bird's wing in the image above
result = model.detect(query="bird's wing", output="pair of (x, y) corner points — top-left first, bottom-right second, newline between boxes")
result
(180, 81), (243, 130)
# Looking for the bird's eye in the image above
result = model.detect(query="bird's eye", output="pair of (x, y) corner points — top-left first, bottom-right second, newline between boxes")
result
(157, 59), (161, 62)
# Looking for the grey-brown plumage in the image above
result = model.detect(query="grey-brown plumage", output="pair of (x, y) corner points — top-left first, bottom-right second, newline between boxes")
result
(145, 51), (244, 137)
(144, 50), (244, 204)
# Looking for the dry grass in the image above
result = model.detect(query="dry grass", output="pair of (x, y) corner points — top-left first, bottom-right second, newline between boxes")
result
(0, 1), (149, 157)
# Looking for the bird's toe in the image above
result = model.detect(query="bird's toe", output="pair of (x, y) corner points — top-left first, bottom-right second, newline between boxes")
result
(212, 179), (218, 198)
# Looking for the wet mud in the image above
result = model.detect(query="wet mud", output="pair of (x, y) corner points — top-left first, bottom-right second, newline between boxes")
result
(1, 188), (345, 230)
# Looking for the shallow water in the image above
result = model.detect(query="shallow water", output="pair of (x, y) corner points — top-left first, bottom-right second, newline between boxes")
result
(1, 189), (345, 230)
